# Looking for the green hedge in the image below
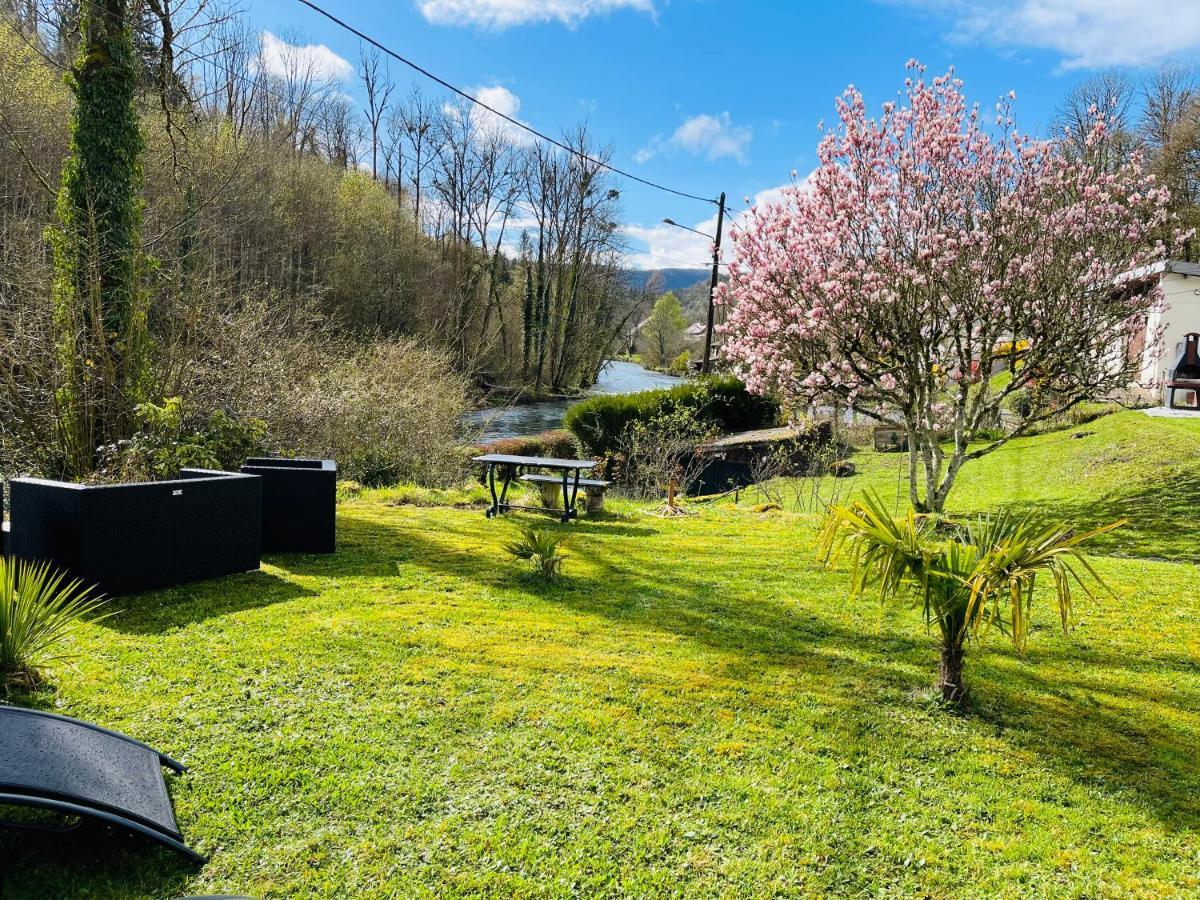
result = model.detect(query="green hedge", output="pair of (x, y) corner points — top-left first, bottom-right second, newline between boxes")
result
(473, 429), (578, 459)
(564, 376), (780, 456)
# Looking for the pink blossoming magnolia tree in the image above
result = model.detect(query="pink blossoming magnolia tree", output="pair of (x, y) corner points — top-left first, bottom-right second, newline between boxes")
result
(721, 62), (1176, 513)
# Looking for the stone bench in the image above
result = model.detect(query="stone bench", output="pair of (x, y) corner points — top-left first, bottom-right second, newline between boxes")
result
(519, 473), (612, 514)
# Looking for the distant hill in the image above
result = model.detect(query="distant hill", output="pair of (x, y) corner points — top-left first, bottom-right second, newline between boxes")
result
(622, 268), (710, 294)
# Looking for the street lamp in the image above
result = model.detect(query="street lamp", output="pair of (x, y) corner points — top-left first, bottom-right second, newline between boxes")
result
(661, 191), (726, 374)
(660, 218), (710, 238)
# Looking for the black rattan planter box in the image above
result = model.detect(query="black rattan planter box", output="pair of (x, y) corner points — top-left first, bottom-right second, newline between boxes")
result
(240, 458), (336, 555)
(8, 469), (261, 596)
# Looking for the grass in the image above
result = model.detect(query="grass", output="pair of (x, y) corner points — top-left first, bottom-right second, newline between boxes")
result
(1, 410), (1198, 897)
(761, 409), (1200, 561)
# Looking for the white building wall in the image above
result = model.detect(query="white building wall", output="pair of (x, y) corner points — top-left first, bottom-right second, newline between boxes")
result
(1139, 269), (1200, 387)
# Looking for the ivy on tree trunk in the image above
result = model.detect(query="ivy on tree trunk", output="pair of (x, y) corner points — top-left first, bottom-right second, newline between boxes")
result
(49, 0), (149, 477)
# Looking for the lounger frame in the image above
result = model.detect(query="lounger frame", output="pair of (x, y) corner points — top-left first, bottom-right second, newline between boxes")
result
(0, 707), (202, 863)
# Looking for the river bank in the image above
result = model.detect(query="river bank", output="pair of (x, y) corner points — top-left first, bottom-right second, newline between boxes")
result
(464, 360), (684, 441)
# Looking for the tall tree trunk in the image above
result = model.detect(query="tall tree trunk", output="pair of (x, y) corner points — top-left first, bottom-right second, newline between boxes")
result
(522, 262), (534, 377)
(51, 0), (148, 476)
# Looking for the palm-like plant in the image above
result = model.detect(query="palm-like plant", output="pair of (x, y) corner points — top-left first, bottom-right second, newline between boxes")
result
(0, 558), (106, 687)
(818, 492), (1121, 706)
(504, 526), (571, 582)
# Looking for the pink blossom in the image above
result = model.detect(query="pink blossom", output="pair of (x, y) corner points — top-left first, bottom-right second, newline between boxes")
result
(719, 63), (1178, 510)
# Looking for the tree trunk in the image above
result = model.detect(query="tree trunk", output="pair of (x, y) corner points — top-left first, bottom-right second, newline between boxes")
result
(52, 0), (147, 476)
(938, 637), (967, 706)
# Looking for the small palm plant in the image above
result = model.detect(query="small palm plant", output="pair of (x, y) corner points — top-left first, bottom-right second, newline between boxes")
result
(818, 492), (1121, 706)
(0, 558), (106, 688)
(504, 526), (571, 582)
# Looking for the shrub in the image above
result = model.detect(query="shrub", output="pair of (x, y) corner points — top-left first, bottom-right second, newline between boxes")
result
(0, 559), (106, 687)
(616, 406), (717, 499)
(564, 376), (780, 456)
(1006, 388), (1034, 420)
(504, 525), (571, 581)
(272, 339), (472, 487)
(98, 397), (266, 481)
(474, 429), (578, 460)
(667, 351), (692, 376)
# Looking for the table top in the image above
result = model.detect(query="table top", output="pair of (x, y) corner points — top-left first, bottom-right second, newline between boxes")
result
(472, 453), (596, 470)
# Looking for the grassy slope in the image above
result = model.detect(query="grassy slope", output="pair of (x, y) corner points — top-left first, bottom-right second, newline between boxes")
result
(2, 411), (1199, 898)
(810, 409), (1200, 561)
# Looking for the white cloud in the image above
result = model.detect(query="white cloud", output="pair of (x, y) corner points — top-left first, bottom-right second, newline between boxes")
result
(258, 31), (353, 82)
(636, 112), (753, 164)
(416, 0), (655, 29)
(623, 219), (714, 272)
(459, 85), (536, 145)
(894, 0), (1200, 69)
(623, 182), (794, 270)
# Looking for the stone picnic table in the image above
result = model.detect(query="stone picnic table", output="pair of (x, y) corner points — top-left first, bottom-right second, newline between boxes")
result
(471, 453), (599, 523)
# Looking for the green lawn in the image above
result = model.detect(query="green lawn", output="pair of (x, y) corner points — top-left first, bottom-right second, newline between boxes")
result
(2, 411), (1199, 897)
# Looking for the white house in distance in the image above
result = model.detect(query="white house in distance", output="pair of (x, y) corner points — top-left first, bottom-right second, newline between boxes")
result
(1123, 260), (1200, 404)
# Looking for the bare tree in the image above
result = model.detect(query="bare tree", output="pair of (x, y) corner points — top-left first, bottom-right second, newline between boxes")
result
(358, 46), (392, 180)
(395, 88), (436, 228)
(1142, 65), (1199, 149)
(1053, 69), (1140, 168)
(317, 94), (361, 169)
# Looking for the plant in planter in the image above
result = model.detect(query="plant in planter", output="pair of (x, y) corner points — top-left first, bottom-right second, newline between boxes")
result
(504, 526), (571, 582)
(99, 396), (266, 481)
(818, 492), (1121, 706)
(0, 559), (106, 689)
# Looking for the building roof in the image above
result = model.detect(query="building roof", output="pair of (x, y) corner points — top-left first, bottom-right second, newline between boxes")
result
(685, 321), (707, 336)
(1113, 259), (1200, 286)
(699, 425), (805, 450)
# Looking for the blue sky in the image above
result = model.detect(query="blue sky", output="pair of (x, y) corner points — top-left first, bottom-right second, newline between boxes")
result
(247, 0), (1200, 268)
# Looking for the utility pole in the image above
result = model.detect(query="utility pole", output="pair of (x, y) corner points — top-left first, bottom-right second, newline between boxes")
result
(661, 190), (726, 375)
(702, 191), (726, 375)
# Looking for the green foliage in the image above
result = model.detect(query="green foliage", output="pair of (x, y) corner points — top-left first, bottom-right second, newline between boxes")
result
(474, 430), (578, 460)
(641, 292), (687, 369)
(666, 350), (692, 376)
(564, 375), (780, 456)
(504, 525), (571, 581)
(618, 404), (718, 497)
(1006, 387), (1034, 419)
(818, 490), (1121, 703)
(100, 396), (265, 480)
(0, 558), (106, 686)
(49, 0), (151, 475)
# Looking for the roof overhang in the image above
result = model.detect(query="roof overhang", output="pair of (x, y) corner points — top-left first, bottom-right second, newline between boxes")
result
(1113, 259), (1200, 287)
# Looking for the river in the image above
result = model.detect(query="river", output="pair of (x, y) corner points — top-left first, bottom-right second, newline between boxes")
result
(465, 360), (685, 441)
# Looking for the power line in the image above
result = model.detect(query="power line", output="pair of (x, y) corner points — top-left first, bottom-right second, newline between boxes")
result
(641, 260), (725, 271)
(635, 254), (730, 270)
(292, 0), (720, 208)
(65, 0), (729, 268)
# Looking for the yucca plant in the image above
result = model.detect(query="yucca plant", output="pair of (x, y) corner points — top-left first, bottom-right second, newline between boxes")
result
(0, 558), (106, 688)
(818, 491), (1121, 706)
(504, 526), (571, 582)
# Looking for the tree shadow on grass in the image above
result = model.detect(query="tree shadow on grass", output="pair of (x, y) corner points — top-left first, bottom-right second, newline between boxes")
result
(969, 657), (1200, 831)
(274, 510), (659, 579)
(990, 474), (1200, 563)
(97, 569), (315, 635)
(350, 509), (1200, 831)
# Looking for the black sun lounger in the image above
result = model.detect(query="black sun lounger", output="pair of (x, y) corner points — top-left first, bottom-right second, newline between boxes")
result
(0, 706), (201, 863)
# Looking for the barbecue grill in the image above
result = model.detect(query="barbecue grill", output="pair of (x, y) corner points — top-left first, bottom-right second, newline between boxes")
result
(1166, 332), (1200, 410)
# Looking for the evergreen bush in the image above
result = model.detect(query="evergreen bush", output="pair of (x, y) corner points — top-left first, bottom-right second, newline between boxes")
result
(564, 376), (780, 456)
